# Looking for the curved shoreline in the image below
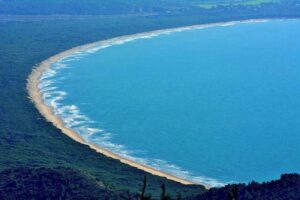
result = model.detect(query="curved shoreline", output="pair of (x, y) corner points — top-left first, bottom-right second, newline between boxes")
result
(27, 19), (271, 189)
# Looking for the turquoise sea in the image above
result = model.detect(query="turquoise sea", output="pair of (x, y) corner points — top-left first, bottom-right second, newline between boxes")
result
(39, 20), (300, 186)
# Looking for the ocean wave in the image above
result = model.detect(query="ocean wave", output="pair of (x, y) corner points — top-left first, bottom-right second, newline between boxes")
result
(40, 74), (226, 187)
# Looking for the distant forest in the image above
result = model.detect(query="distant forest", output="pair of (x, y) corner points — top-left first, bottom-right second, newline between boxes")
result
(0, 0), (299, 15)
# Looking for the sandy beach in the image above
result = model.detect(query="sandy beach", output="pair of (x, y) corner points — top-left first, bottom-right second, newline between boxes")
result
(27, 19), (270, 189)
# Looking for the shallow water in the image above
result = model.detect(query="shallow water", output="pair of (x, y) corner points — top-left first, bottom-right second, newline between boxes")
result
(39, 20), (300, 186)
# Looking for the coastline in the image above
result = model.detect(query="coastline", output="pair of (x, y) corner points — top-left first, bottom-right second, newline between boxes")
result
(27, 19), (271, 189)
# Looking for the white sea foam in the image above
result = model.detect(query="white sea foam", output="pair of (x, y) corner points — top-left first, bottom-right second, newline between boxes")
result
(219, 22), (238, 27)
(40, 86), (57, 93)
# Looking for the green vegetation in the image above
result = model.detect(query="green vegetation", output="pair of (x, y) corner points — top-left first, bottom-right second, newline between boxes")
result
(197, 0), (281, 9)
(0, 167), (113, 199)
(0, 0), (296, 15)
(0, 0), (300, 199)
(1, 167), (299, 199)
(189, 174), (300, 200)
(241, 0), (281, 6)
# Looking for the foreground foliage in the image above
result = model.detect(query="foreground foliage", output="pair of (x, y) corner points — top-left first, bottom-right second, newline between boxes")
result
(0, 167), (299, 199)
(0, 167), (113, 199)
(189, 174), (300, 200)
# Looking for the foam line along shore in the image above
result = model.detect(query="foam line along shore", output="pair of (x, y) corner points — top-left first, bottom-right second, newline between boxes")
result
(27, 19), (271, 189)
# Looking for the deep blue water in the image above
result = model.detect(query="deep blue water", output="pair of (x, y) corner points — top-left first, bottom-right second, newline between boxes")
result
(40, 20), (300, 186)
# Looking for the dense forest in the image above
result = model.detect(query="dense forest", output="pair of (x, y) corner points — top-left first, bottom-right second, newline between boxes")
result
(1, 167), (299, 199)
(189, 174), (300, 200)
(0, 0), (300, 199)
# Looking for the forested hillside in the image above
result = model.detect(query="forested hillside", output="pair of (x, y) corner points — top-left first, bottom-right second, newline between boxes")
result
(187, 174), (300, 200)
(1, 167), (299, 199)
